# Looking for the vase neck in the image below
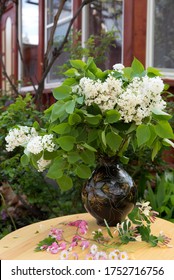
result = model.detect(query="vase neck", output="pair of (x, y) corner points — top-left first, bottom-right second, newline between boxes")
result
(97, 155), (119, 166)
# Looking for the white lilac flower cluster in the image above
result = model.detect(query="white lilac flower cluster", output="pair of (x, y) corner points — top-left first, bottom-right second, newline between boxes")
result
(117, 76), (166, 124)
(74, 75), (123, 112)
(5, 126), (38, 152)
(37, 157), (53, 172)
(26, 134), (55, 154)
(5, 126), (55, 172)
(112, 63), (125, 73)
(74, 64), (166, 125)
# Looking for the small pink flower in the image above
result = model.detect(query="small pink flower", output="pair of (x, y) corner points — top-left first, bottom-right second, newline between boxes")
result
(47, 242), (59, 254)
(72, 235), (82, 243)
(40, 245), (48, 250)
(79, 226), (88, 234)
(80, 240), (90, 250)
(69, 241), (78, 250)
(59, 242), (66, 250)
(68, 220), (87, 227)
(68, 220), (88, 235)
(49, 228), (63, 240)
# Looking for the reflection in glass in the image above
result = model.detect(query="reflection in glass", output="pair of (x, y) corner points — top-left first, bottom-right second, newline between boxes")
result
(47, 22), (70, 83)
(46, 0), (123, 84)
(21, 0), (39, 85)
(154, 0), (174, 69)
(22, 0), (38, 45)
(47, 0), (72, 25)
(46, 0), (72, 84)
(89, 0), (123, 69)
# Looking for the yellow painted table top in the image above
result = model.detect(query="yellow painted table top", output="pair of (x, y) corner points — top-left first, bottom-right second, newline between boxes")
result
(0, 213), (174, 260)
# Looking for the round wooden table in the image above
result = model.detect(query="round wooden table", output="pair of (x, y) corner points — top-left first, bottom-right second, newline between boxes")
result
(0, 213), (174, 260)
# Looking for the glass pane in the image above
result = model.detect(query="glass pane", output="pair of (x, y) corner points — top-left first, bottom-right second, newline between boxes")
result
(153, 0), (174, 69)
(47, 0), (72, 25)
(22, 0), (38, 45)
(21, 0), (39, 85)
(47, 23), (70, 83)
(89, 0), (123, 69)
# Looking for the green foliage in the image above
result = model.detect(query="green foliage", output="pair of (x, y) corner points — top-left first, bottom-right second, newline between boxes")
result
(57, 30), (117, 75)
(0, 95), (84, 238)
(145, 171), (174, 222)
(112, 202), (167, 247)
(41, 57), (173, 190)
(4, 58), (174, 194)
(35, 236), (56, 252)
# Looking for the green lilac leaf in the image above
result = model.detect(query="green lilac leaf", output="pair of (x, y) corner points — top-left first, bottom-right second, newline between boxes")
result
(56, 136), (76, 151)
(68, 113), (82, 125)
(82, 143), (97, 152)
(63, 77), (77, 86)
(105, 110), (121, 123)
(43, 151), (57, 160)
(53, 85), (71, 100)
(51, 123), (70, 134)
(20, 154), (29, 166)
(65, 100), (76, 114)
(63, 68), (80, 77)
(70, 59), (86, 70)
(123, 67), (133, 80)
(80, 150), (95, 165)
(136, 124), (151, 146)
(106, 132), (122, 152)
(85, 114), (102, 125)
(152, 108), (172, 121)
(75, 164), (91, 179)
(147, 67), (162, 76)
(131, 57), (144, 74)
(67, 151), (81, 164)
(146, 125), (157, 147)
(88, 129), (98, 143)
(86, 70), (96, 79)
(86, 57), (98, 73)
(101, 130), (106, 146)
(151, 140), (162, 160)
(50, 101), (66, 122)
(155, 121), (174, 139)
(57, 175), (73, 191)
(46, 157), (65, 179)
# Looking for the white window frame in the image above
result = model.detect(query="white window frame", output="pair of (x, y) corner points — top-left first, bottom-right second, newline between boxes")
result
(45, 0), (73, 88)
(146, 0), (174, 79)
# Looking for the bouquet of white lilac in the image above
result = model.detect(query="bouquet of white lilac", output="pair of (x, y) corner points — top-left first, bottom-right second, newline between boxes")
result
(5, 58), (174, 190)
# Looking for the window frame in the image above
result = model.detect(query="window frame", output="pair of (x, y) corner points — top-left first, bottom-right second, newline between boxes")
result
(146, 0), (174, 80)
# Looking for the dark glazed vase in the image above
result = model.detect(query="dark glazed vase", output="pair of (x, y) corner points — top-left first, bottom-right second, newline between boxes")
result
(81, 162), (137, 226)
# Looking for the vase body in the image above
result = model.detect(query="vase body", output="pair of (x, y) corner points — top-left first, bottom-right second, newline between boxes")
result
(82, 162), (137, 226)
